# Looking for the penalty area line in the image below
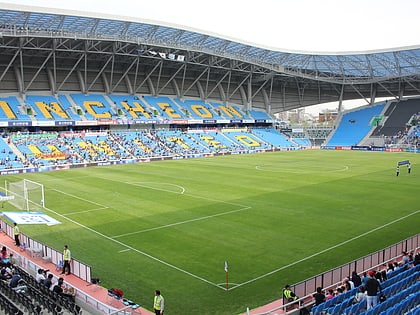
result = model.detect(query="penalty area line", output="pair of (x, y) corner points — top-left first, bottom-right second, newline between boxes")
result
(36, 203), (223, 290)
(50, 188), (109, 215)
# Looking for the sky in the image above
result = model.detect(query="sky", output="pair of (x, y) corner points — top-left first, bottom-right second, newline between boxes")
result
(2, 0), (420, 52)
(1, 0), (419, 113)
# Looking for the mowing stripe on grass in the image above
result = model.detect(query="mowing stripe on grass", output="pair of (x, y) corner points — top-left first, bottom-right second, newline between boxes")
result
(111, 204), (251, 238)
(50, 188), (109, 215)
(126, 181), (186, 194)
(37, 201), (224, 290)
(111, 181), (251, 238)
(45, 183), (250, 290)
(227, 209), (420, 291)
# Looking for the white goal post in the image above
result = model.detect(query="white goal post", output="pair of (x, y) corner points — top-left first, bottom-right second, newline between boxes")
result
(5, 179), (45, 211)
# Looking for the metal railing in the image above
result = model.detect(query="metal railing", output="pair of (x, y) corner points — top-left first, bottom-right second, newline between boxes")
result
(1, 220), (91, 282)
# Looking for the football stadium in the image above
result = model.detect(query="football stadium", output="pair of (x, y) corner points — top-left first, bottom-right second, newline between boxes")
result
(0, 3), (419, 315)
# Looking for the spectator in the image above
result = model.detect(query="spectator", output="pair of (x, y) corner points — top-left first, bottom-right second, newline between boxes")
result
(9, 271), (21, 288)
(52, 277), (65, 294)
(407, 252), (414, 266)
(374, 270), (383, 283)
(335, 286), (344, 296)
(313, 287), (325, 306)
(342, 277), (354, 291)
(326, 289), (335, 300)
(0, 268), (11, 280)
(379, 265), (388, 281)
(53, 277), (76, 301)
(351, 271), (362, 287)
(353, 285), (367, 304)
(402, 251), (409, 265)
(387, 263), (395, 274)
(35, 268), (46, 284)
(361, 271), (369, 285)
(365, 270), (381, 310)
(1, 246), (7, 260)
(8, 254), (16, 266)
(414, 251), (420, 266)
(44, 273), (54, 289)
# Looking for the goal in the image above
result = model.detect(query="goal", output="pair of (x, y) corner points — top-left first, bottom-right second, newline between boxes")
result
(5, 179), (45, 211)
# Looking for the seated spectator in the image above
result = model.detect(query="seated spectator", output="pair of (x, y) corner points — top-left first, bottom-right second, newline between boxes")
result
(379, 265), (388, 281)
(52, 277), (75, 301)
(342, 277), (354, 291)
(373, 270), (383, 283)
(387, 262), (395, 273)
(44, 273), (54, 289)
(408, 252), (414, 264)
(401, 251), (409, 264)
(1, 246), (7, 260)
(313, 287), (325, 306)
(0, 247), (12, 268)
(414, 251), (420, 266)
(8, 254), (16, 266)
(35, 268), (46, 284)
(9, 271), (21, 288)
(353, 285), (366, 304)
(326, 289), (335, 300)
(52, 277), (65, 294)
(0, 268), (11, 281)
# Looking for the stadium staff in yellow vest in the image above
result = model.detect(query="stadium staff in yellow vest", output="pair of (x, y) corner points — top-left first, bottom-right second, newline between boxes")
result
(153, 289), (164, 315)
(283, 284), (298, 303)
(13, 223), (20, 246)
(61, 245), (71, 275)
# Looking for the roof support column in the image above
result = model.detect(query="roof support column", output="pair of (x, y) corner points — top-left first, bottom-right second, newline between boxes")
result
(337, 84), (344, 113)
(246, 76), (252, 112)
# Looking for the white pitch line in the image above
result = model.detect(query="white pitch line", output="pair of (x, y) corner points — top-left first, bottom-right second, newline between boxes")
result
(110, 181), (252, 238)
(227, 209), (420, 291)
(50, 188), (109, 214)
(36, 202), (223, 290)
(255, 164), (349, 173)
(43, 181), (238, 290)
(111, 205), (251, 238)
(127, 182), (186, 194)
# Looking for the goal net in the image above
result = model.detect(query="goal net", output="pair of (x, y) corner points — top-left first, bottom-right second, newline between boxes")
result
(5, 179), (45, 211)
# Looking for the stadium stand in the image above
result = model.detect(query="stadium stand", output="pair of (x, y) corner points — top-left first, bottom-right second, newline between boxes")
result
(310, 263), (420, 315)
(326, 103), (386, 146)
(372, 98), (420, 138)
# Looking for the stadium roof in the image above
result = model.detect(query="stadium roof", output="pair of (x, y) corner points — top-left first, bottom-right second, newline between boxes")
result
(0, 3), (419, 113)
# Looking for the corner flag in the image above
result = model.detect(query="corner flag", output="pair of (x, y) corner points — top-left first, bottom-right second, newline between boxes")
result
(224, 261), (228, 273)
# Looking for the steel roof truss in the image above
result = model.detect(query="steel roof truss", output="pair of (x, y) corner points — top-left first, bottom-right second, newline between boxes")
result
(134, 60), (162, 94)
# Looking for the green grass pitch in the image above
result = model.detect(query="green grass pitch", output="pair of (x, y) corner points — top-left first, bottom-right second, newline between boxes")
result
(2, 150), (419, 315)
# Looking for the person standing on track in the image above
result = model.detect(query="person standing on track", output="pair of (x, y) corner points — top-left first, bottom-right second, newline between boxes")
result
(153, 289), (165, 315)
(61, 245), (71, 275)
(13, 223), (20, 246)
